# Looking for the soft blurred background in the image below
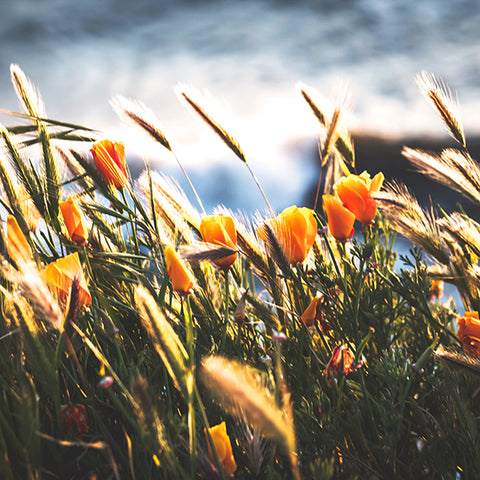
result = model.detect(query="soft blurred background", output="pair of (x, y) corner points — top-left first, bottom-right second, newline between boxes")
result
(1, 0), (480, 213)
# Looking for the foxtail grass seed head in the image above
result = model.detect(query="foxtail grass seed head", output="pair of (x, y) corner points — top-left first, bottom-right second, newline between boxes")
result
(416, 71), (466, 147)
(90, 139), (128, 189)
(110, 95), (171, 151)
(10, 64), (46, 118)
(176, 84), (247, 163)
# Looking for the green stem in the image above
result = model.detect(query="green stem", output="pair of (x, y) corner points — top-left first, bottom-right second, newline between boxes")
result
(220, 269), (230, 353)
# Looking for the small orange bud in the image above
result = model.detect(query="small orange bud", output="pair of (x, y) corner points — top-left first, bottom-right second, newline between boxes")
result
(258, 206), (317, 265)
(205, 421), (237, 476)
(457, 311), (480, 357)
(301, 295), (321, 327)
(336, 171), (384, 225)
(44, 252), (91, 311)
(199, 215), (237, 269)
(90, 139), (128, 189)
(164, 245), (195, 295)
(60, 196), (89, 245)
(6, 214), (33, 266)
(323, 194), (355, 242)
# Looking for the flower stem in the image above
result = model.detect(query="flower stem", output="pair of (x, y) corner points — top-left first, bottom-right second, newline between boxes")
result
(220, 269), (230, 352)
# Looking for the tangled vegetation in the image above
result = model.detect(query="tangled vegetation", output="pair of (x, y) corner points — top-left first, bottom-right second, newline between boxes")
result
(0, 64), (479, 479)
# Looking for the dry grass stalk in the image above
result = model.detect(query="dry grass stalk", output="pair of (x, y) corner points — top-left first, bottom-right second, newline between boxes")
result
(297, 82), (354, 168)
(180, 243), (236, 263)
(201, 356), (297, 458)
(437, 213), (480, 259)
(135, 285), (189, 397)
(137, 171), (199, 245)
(320, 108), (341, 167)
(176, 84), (247, 163)
(10, 64), (45, 118)
(258, 222), (291, 276)
(434, 347), (480, 377)
(403, 147), (480, 206)
(111, 95), (171, 151)
(374, 182), (450, 265)
(416, 72), (465, 147)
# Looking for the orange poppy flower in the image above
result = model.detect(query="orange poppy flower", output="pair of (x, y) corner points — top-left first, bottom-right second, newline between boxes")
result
(323, 194), (355, 242)
(200, 215), (237, 269)
(336, 171), (384, 225)
(259, 206), (317, 265)
(6, 214), (33, 266)
(60, 196), (89, 245)
(301, 295), (321, 327)
(205, 421), (237, 476)
(44, 252), (91, 311)
(90, 139), (128, 189)
(457, 311), (480, 357)
(325, 345), (354, 377)
(164, 245), (195, 295)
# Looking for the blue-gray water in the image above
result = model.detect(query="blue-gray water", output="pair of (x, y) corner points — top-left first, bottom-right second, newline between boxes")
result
(1, 0), (480, 213)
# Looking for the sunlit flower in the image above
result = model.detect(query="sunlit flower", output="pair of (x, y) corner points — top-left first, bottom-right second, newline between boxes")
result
(200, 215), (237, 269)
(336, 171), (384, 224)
(6, 214), (33, 266)
(60, 196), (89, 245)
(325, 345), (354, 377)
(205, 421), (237, 476)
(301, 295), (321, 327)
(90, 139), (128, 189)
(323, 194), (355, 242)
(259, 205), (317, 265)
(61, 404), (88, 437)
(164, 245), (195, 295)
(457, 311), (480, 357)
(44, 252), (91, 311)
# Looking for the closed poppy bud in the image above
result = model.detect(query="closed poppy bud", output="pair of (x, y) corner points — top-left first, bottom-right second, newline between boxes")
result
(90, 139), (128, 189)
(301, 295), (321, 327)
(44, 252), (91, 311)
(258, 206), (317, 265)
(60, 196), (89, 245)
(164, 245), (195, 295)
(200, 215), (237, 269)
(6, 214), (33, 266)
(457, 311), (480, 357)
(325, 345), (354, 377)
(205, 421), (237, 476)
(336, 171), (384, 225)
(323, 194), (355, 242)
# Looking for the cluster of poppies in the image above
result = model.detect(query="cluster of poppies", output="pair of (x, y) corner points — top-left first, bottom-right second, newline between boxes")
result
(323, 171), (384, 242)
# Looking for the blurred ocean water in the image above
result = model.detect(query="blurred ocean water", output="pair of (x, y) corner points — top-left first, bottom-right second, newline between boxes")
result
(1, 0), (479, 212)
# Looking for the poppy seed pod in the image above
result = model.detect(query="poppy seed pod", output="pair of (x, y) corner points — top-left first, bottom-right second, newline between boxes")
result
(90, 139), (128, 189)
(200, 215), (237, 269)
